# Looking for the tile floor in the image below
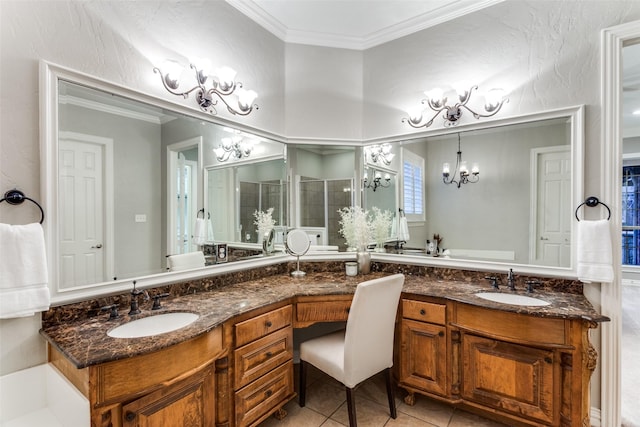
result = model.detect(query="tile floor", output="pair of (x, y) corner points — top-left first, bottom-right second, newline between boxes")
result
(621, 285), (640, 427)
(259, 364), (511, 427)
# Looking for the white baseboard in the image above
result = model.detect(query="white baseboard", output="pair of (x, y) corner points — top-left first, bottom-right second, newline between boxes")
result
(591, 407), (601, 426)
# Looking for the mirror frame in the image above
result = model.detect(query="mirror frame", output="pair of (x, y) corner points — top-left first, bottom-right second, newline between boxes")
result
(40, 61), (290, 304)
(371, 104), (584, 278)
(41, 60), (584, 304)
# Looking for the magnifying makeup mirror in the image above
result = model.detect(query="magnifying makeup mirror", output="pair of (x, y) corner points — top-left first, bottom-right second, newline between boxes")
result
(286, 229), (311, 277)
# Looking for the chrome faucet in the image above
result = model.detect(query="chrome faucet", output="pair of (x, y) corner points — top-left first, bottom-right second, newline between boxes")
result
(129, 280), (149, 315)
(506, 268), (516, 291)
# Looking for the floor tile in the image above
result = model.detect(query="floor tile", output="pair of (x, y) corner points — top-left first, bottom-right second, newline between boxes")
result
(396, 395), (454, 427)
(330, 397), (392, 427)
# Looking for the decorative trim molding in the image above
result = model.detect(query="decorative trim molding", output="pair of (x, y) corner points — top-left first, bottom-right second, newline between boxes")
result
(225, 0), (504, 50)
(600, 19), (640, 427)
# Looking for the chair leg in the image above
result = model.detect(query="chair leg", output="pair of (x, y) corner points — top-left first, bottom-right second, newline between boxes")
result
(346, 386), (357, 427)
(299, 360), (307, 407)
(385, 368), (397, 419)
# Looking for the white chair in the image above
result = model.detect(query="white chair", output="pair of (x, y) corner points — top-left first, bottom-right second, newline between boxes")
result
(299, 273), (405, 427)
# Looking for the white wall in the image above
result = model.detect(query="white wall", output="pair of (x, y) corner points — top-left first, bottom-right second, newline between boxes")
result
(0, 0), (284, 376)
(2, 2), (640, 414)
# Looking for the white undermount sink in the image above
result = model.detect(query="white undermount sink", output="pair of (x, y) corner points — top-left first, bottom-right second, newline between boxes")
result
(107, 312), (199, 338)
(475, 292), (550, 307)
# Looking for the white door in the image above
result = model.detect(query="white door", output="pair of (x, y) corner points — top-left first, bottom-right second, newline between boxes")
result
(531, 147), (571, 266)
(59, 138), (109, 287)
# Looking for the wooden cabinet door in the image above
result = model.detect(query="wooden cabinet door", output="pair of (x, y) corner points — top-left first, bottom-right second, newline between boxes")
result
(399, 318), (448, 397)
(462, 334), (557, 425)
(122, 364), (215, 427)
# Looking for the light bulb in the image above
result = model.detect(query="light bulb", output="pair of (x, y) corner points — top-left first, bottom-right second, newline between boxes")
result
(216, 66), (237, 91)
(407, 106), (423, 124)
(237, 88), (258, 111)
(471, 163), (479, 175)
(485, 88), (504, 111)
(460, 161), (469, 176)
(442, 163), (450, 175)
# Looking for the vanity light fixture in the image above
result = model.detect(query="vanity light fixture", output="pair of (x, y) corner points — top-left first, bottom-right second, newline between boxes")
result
(365, 144), (395, 165)
(443, 133), (479, 188)
(403, 85), (507, 128)
(363, 171), (391, 192)
(153, 60), (258, 116)
(214, 136), (254, 162)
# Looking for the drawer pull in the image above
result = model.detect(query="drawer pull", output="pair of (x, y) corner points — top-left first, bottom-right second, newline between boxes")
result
(265, 389), (273, 398)
(420, 309), (426, 315)
(544, 357), (553, 364)
(438, 331), (444, 337)
(125, 411), (136, 421)
(266, 351), (273, 358)
(265, 320), (273, 327)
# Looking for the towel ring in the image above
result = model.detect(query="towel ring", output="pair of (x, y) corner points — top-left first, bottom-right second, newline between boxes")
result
(574, 196), (611, 221)
(0, 189), (45, 224)
(197, 208), (210, 219)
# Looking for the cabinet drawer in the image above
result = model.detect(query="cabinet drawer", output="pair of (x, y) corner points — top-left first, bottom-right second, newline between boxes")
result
(402, 299), (446, 325)
(235, 361), (294, 427)
(235, 305), (292, 347)
(295, 299), (352, 327)
(234, 327), (293, 390)
(455, 304), (567, 346)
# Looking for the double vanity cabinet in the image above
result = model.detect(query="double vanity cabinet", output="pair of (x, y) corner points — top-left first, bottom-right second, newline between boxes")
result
(41, 265), (606, 427)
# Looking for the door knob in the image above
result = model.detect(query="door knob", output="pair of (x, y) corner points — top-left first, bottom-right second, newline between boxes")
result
(91, 244), (103, 249)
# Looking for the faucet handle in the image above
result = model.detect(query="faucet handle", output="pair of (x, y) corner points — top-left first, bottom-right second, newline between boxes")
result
(152, 293), (170, 310)
(484, 276), (499, 289)
(525, 280), (541, 293)
(101, 304), (119, 320)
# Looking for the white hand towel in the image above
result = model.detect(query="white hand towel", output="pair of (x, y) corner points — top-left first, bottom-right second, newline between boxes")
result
(167, 251), (206, 271)
(577, 219), (614, 283)
(206, 219), (215, 243)
(192, 218), (206, 246)
(0, 223), (50, 318)
(398, 217), (410, 242)
(391, 215), (398, 238)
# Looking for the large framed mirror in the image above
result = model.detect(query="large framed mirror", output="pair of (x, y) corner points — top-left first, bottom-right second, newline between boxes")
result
(41, 61), (288, 303)
(380, 105), (584, 271)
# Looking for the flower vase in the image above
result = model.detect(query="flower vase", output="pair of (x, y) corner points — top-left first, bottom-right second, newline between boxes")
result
(356, 249), (371, 275)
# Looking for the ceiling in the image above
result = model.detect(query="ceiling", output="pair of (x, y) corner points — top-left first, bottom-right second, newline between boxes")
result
(225, 0), (504, 50)
(225, 0), (640, 137)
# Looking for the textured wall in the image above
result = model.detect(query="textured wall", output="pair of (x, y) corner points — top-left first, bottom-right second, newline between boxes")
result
(1, 2), (639, 412)
(0, 0), (285, 376)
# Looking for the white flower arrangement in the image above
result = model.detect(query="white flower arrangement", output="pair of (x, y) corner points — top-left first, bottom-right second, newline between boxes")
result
(338, 206), (372, 250)
(254, 207), (276, 236)
(370, 207), (393, 250)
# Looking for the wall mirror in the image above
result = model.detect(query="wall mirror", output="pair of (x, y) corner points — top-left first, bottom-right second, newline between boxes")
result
(393, 106), (583, 269)
(205, 157), (288, 245)
(288, 144), (357, 248)
(42, 62), (287, 303)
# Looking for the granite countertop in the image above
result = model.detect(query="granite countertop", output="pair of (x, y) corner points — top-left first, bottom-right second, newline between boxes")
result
(40, 271), (608, 369)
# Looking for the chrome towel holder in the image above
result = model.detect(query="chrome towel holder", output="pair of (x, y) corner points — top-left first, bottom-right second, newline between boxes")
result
(574, 196), (611, 221)
(0, 189), (45, 224)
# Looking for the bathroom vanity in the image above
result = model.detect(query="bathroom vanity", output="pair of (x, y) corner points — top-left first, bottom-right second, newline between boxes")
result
(41, 262), (607, 427)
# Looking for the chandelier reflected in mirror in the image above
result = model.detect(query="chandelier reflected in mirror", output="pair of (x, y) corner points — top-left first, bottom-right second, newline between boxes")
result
(363, 170), (391, 192)
(403, 85), (507, 128)
(154, 59), (258, 116)
(443, 134), (479, 188)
